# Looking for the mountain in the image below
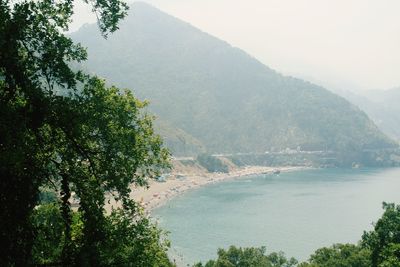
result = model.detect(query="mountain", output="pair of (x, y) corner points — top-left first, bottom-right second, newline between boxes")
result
(71, 2), (395, 155)
(154, 120), (205, 156)
(363, 87), (400, 109)
(335, 88), (400, 143)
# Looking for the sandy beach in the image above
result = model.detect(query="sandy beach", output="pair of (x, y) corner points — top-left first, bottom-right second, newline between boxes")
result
(126, 165), (308, 212)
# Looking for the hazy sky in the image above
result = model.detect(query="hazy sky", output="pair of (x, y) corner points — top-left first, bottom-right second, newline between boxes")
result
(71, 0), (400, 91)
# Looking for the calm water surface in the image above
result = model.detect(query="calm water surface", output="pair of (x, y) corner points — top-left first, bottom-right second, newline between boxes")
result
(153, 168), (400, 265)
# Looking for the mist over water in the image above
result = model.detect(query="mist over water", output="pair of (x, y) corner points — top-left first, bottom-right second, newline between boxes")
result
(153, 168), (400, 265)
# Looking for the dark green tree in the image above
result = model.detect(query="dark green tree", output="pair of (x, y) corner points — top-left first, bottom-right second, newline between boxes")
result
(30, 203), (173, 266)
(362, 202), (400, 267)
(298, 243), (371, 267)
(30, 203), (65, 265)
(193, 246), (297, 267)
(0, 0), (171, 265)
(45, 77), (169, 265)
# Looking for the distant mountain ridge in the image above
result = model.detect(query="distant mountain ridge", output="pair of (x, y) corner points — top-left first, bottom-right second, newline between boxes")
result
(71, 2), (395, 156)
(335, 87), (400, 143)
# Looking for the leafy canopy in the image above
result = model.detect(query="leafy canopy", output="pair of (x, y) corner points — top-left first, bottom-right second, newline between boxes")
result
(0, 0), (171, 265)
(362, 202), (400, 267)
(194, 246), (297, 267)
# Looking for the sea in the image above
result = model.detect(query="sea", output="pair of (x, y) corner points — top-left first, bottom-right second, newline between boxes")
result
(152, 168), (400, 265)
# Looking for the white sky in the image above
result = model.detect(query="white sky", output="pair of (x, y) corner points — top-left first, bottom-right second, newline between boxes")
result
(71, 0), (400, 91)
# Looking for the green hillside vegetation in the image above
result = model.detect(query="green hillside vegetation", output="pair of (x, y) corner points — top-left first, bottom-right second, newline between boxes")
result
(337, 87), (400, 143)
(154, 119), (205, 156)
(71, 2), (395, 157)
(197, 153), (229, 173)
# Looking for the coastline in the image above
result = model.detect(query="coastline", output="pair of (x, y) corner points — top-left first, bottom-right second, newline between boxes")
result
(128, 165), (309, 212)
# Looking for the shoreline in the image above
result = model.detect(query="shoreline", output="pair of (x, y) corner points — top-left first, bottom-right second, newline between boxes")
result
(128, 165), (310, 212)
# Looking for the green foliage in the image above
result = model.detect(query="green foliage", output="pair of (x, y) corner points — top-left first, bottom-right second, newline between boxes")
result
(378, 243), (400, 267)
(298, 243), (371, 267)
(154, 119), (206, 156)
(0, 0), (172, 265)
(30, 204), (65, 265)
(30, 204), (173, 266)
(99, 209), (173, 267)
(38, 187), (58, 204)
(194, 246), (297, 267)
(40, 76), (169, 266)
(362, 202), (400, 267)
(197, 153), (229, 173)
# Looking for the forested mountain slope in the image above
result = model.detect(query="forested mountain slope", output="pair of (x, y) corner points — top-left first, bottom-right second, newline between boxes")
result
(335, 88), (400, 144)
(71, 2), (395, 154)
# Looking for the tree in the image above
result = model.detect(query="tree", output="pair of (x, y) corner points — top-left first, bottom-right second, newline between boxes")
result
(30, 203), (65, 265)
(46, 77), (169, 265)
(362, 202), (400, 267)
(0, 0), (171, 265)
(194, 246), (297, 267)
(30, 203), (173, 266)
(298, 243), (371, 267)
